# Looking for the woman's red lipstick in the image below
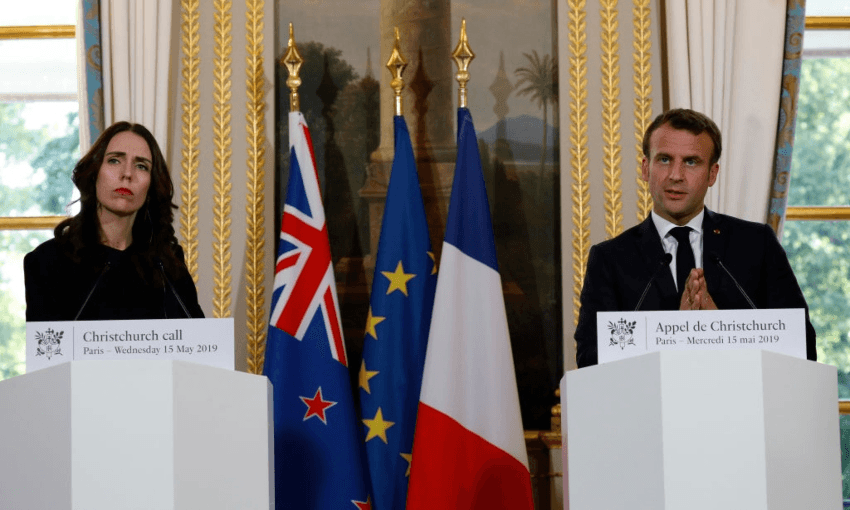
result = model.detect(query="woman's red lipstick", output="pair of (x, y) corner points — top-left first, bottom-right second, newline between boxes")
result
(115, 188), (133, 196)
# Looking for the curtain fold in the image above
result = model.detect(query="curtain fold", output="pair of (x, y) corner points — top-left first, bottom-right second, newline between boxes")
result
(100, 0), (172, 153)
(766, 0), (806, 237)
(665, 0), (788, 223)
(77, 0), (104, 153)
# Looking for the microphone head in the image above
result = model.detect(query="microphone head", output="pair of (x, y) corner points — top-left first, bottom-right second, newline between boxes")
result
(710, 253), (721, 265)
(662, 252), (673, 265)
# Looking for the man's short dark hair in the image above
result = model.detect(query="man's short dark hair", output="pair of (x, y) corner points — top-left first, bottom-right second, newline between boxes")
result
(642, 108), (722, 167)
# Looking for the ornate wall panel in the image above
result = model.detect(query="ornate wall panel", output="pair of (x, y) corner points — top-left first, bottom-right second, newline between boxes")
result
(180, 0), (201, 281)
(632, 0), (653, 221)
(600, 0), (623, 240)
(169, 0), (275, 375)
(244, 0), (268, 375)
(566, 0), (590, 329)
(559, 0), (663, 368)
(212, 0), (234, 319)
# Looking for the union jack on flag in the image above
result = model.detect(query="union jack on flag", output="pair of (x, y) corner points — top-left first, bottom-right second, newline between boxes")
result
(263, 111), (370, 509)
(269, 113), (347, 366)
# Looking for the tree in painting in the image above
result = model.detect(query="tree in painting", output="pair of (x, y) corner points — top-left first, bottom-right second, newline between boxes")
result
(514, 50), (557, 194)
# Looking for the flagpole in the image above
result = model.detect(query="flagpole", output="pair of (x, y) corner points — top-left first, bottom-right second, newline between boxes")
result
(387, 27), (407, 117)
(451, 18), (475, 109)
(283, 22), (303, 112)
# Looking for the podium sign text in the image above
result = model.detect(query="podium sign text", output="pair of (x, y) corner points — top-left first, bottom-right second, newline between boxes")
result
(597, 308), (806, 364)
(26, 318), (235, 372)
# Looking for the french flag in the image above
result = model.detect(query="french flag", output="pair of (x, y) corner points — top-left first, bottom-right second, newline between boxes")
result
(406, 108), (533, 509)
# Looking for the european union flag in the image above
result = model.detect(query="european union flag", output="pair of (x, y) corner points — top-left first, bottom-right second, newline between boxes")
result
(359, 115), (437, 508)
(264, 111), (371, 509)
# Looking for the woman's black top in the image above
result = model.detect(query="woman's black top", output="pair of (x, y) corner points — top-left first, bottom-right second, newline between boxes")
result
(23, 239), (204, 321)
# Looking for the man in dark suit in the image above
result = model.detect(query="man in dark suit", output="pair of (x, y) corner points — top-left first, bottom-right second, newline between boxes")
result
(575, 108), (816, 368)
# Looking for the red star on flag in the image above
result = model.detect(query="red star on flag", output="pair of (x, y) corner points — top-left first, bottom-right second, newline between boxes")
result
(352, 496), (372, 509)
(300, 387), (337, 424)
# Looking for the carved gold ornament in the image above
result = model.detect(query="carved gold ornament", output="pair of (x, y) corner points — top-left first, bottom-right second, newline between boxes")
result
(245, 0), (267, 375)
(213, 0), (234, 318)
(180, 0), (201, 281)
(633, 0), (653, 221)
(568, 0), (590, 326)
(601, 0), (623, 239)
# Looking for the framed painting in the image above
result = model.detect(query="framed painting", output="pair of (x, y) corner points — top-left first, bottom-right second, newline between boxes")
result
(275, 0), (560, 430)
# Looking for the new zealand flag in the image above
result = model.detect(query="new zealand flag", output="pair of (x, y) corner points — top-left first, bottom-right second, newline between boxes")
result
(263, 111), (371, 509)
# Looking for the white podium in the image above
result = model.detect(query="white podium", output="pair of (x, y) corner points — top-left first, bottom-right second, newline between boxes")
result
(0, 360), (273, 509)
(561, 350), (841, 510)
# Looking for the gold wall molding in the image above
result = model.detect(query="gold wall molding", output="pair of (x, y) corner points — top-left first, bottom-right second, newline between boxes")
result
(0, 217), (65, 230)
(0, 25), (74, 40)
(805, 16), (850, 30)
(785, 206), (850, 221)
(568, 0), (589, 327)
(244, 0), (267, 375)
(601, 0), (623, 239)
(180, 0), (201, 282)
(213, 0), (234, 318)
(633, 0), (653, 221)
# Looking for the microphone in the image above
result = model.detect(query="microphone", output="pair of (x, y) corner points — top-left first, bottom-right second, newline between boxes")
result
(711, 254), (757, 309)
(75, 262), (112, 320)
(158, 259), (193, 318)
(635, 253), (673, 311)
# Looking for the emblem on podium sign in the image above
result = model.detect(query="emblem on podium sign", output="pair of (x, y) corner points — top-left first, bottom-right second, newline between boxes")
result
(34, 328), (64, 360)
(608, 319), (636, 350)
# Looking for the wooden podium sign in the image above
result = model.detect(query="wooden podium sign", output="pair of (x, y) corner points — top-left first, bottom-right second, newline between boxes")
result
(26, 318), (235, 372)
(597, 308), (806, 365)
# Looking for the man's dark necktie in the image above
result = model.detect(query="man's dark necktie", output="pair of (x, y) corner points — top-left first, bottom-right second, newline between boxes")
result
(670, 226), (695, 295)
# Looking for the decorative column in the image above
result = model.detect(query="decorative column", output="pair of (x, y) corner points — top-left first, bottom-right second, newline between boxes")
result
(490, 51), (513, 162)
(360, 0), (455, 269)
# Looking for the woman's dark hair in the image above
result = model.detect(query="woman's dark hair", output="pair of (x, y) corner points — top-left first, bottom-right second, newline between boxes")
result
(642, 108), (723, 167)
(55, 121), (183, 286)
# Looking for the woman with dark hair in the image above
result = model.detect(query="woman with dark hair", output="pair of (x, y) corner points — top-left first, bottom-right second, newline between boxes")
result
(24, 122), (204, 321)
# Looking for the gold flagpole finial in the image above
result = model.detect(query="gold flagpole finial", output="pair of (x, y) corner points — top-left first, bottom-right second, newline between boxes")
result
(386, 27), (407, 117)
(451, 18), (475, 109)
(284, 23), (304, 112)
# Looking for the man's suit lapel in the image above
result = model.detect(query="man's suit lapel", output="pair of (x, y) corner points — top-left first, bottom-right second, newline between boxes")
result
(702, 208), (728, 296)
(638, 216), (678, 306)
